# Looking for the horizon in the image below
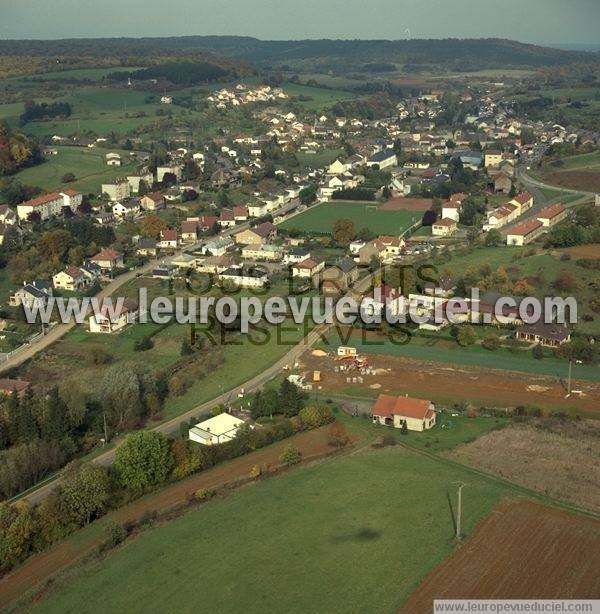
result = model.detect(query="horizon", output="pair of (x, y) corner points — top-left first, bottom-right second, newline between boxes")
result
(2, 0), (599, 45)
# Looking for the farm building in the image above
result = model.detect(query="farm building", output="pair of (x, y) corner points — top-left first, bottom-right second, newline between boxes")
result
(189, 413), (247, 445)
(371, 394), (436, 431)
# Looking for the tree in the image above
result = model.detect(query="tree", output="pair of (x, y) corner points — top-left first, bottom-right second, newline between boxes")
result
(327, 421), (349, 448)
(61, 172), (76, 183)
(279, 445), (302, 466)
(401, 421), (408, 435)
(457, 325), (476, 347)
(421, 209), (438, 226)
(99, 364), (147, 433)
(114, 431), (173, 493)
(278, 379), (306, 417)
(484, 229), (502, 247)
(299, 184), (317, 205)
(140, 215), (167, 239)
(553, 270), (577, 292)
(59, 463), (110, 526)
(298, 403), (334, 428)
(332, 218), (355, 247)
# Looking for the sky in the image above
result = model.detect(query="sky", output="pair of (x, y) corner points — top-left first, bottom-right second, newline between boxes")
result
(1, 0), (599, 45)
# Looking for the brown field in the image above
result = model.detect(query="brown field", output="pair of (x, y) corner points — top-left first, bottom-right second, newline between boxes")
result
(300, 352), (600, 413)
(448, 419), (600, 512)
(539, 170), (600, 193)
(380, 197), (433, 211)
(400, 499), (600, 613)
(560, 244), (600, 259)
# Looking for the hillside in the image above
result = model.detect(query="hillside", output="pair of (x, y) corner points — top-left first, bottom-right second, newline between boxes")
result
(0, 37), (596, 75)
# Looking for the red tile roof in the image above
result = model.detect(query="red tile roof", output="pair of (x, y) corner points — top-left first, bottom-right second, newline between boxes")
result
(513, 192), (533, 205)
(433, 217), (457, 227)
(509, 218), (543, 236)
(372, 394), (434, 420)
(91, 248), (121, 262)
(21, 192), (62, 208)
(536, 204), (566, 220)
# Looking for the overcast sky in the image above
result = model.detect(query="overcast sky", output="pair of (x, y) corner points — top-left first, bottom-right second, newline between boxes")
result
(2, 0), (599, 45)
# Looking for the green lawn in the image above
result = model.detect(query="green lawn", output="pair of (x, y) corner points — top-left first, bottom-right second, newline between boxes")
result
(12, 146), (139, 194)
(282, 81), (356, 110)
(280, 202), (419, 236)
(29, 446), (513, 614)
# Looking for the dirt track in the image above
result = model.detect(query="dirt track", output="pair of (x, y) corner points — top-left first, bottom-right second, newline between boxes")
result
(400, 499), (600, 612)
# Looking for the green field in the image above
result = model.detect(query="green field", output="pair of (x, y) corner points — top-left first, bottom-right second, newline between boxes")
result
(12, 146), (139, 194)
(29, 444), (513, 614)
(281, 81), (356, 110)
(280, 202), (419, 236)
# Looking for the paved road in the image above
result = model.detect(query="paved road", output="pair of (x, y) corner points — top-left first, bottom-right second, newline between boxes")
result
(0, 199), (300, 374)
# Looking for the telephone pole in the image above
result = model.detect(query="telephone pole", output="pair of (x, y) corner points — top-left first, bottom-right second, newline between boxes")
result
(455, 482), (465, 540)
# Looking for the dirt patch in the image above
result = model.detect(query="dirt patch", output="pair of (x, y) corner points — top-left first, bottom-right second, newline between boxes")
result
(299, 352), (600, 413)
(380, 198), (432, 211)
(311, 349), (328, 357)
(447, 419), (600, 512)
(400, 499), (600, 612)
(560, 244), (600, 260)
(0, 427), (349, 609)
(539, 169), (600, 193)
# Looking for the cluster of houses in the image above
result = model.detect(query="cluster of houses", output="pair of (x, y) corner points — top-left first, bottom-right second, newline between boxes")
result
(207, 83), (288, 109)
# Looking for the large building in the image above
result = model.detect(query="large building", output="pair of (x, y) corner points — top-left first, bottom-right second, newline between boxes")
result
(506, 218), (544, 246)
(101, 178), (131, 201)
(189, 413), (246, 445)
(17, 192), (63, 221)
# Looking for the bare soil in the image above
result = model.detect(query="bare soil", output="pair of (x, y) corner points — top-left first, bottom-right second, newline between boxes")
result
(447, 419), (600, 512)
(300, 352), (600, 413)
(539, 169), (600, 193)
(380, 198), (433, 211)
(400, 499), (600, 613)
(560, 244), (600, 260)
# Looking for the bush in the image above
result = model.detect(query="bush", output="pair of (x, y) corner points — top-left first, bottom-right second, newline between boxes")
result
(298, 404), (335, 428)
(134, 336), (154, 352)
(532, 344), (544, 360)
(194, 488), (216, 502)
(481, 335), (500, 351)
(279, 445), (302, 466)
(327, 422), (350, 448)
(250, 464), (262, 479)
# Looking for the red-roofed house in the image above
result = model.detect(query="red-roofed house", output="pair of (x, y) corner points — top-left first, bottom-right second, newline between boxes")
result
(371, 394), (436, 431)
(158, 229), (179, 249)
(536, 204), (568, 228)
(432, 217), (458, 236)
(291, 257), (325, 278)
(506, 218), (544, 246)
(140, 192), (165, 211)
(90, 248), (124, 271)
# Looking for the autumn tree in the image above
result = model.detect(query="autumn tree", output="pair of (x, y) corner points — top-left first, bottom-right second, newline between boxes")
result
(140, 214), (167, 239)
(332, 218), (355, 246)
(327, 421), (350, 448)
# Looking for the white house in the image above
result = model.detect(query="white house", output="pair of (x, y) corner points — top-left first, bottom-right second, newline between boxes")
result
(189, 413), (247, 445)
(89, 300), (138, 334)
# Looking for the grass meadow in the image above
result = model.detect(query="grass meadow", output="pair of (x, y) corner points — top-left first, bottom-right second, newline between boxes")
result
(280, 201), (420, 236)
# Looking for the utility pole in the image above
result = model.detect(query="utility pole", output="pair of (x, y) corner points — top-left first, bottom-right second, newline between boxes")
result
(455, 482), (464, 540)
(567, 359), (573, 396)
(103, 411), (108, 445)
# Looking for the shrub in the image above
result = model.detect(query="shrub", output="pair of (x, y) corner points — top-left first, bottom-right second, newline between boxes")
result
(279, 445), (302, 466)
(532, 344), (544, 360)
(298, 404), (334, 428)
(134, 336), (154, 352)
(194, 488), (216, 502)
(250, 464), (262, 479)
(327, 422), (350, 448)
(481, 335), (500, 351)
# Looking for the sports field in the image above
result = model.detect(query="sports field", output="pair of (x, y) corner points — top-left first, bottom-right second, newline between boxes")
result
(280, 201), (419, 236)
(27, 446), (512, 614)
(13, 146), (139, 194)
